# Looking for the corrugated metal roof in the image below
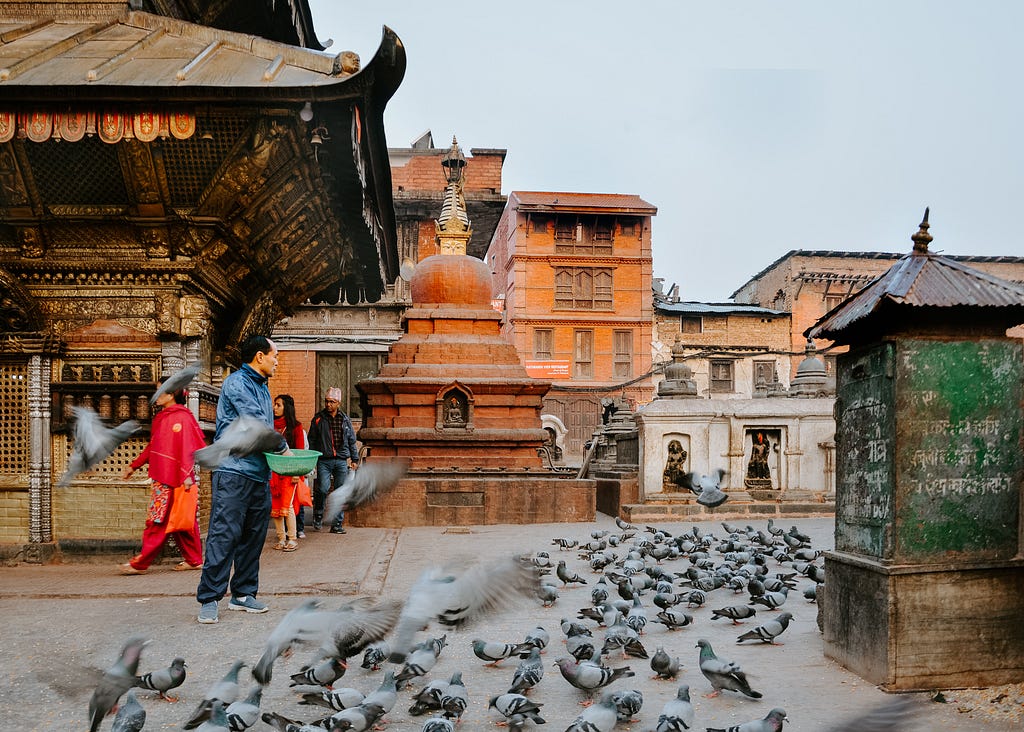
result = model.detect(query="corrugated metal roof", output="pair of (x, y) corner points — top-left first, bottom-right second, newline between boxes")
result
(807, 232), (1024, 341)
(511, 191), (657, 214)
(0, 11), (358, 89)
(655, 301), (786, 317)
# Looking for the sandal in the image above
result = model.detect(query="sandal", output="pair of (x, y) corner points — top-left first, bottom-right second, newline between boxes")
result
(120, 563), (147, 575)
(283, 541), (298, 552)
(272, 541), (286, 550)
(173, 561), (201, 571)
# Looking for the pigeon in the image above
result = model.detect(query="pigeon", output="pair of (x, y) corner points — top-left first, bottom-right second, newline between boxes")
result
(395, 639), (445, 689)
(521, 626), (550, 654)
(737, 612), (793, 644)
(59, 407), (140, 487)
(682, 468), (729, 508)
(706, 707), (787, 732)
(408, 678), (448, 716)
(315, 598), (403, 667)
(193, 415), (284, 470)
(824, 696), (918, 731)
(509, 646), (544, 693)
(472, 639), (532, 666)
(440, 671), (468, 721)
(290, 656), (346, 688)
(134, 656), (186, 700)
(656, 684), (695, 732)
(183, 660), (245, 730)
(420, 718), (455, 732)
(591, 577), (610, 605)
(360, 642), (389, 671)
(802, 584), (818, 602)
(254, 599), (333, 685)
(711, 606), (757, 624)
(110, 688), (146, 732)
(696, 640), (762, 699)
(225, 685), (263, 731)
(749, 588), (788, 611)
(387, 555), (541, 663)
(655, 608), (695, 630)
(566, 633), (597, 662)
(561, 618), (593, 638)
(151, 361), (201, 403)
(556, 560), (588, 585)
(362, 670), (398, 715)
(552, 538), (579, 550)
(601, 612), (648, 658)
(555, 656), (634, 694)
(322, 458), (410, 521)
(195, 699), (232, 732)
(261, 711), (319, 732)
(88, 636), (149, 732)
(489, 693), (546, 725)
(323, 701), (386, 731)
(610, 688), (644, 722)
(615, 517), (636, 531)
(565, 691), (619, 732)
(301, 687), (365, 712)
(537, 583), (559, 606)
(650, 647), (682, 680)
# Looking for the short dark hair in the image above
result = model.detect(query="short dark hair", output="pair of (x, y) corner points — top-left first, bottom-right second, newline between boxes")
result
(240, 334), (272, 364)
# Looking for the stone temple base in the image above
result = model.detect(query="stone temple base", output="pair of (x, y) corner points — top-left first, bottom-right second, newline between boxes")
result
(824, 551), (1024, 690)
(620, 491), (835, 522)
(346, 472), (596, 527)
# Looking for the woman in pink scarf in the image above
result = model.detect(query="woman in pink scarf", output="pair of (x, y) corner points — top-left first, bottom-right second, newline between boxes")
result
(119, 381), (207, 574)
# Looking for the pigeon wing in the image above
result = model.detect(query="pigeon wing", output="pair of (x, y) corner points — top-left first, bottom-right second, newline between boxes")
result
(151, 361), (201, 404)
(323, 459), (409, 522)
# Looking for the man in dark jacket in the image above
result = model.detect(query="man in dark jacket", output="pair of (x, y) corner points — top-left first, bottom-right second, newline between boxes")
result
(307, 386), (358, 533)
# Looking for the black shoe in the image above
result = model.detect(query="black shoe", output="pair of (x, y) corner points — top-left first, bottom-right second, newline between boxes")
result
(312, 520), (322, 532)
(329, 526), (346, 534)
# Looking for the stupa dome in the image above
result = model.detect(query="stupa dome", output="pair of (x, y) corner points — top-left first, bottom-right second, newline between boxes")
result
(410, 254), (493, 306)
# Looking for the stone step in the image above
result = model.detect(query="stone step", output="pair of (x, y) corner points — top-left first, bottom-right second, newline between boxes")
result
(618, 499), (835, 523)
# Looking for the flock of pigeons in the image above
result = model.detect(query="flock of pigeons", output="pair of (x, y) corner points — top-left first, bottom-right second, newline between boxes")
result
(82, 516), (924, 731)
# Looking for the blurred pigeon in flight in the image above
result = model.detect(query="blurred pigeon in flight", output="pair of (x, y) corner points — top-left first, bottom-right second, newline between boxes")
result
(193, 415), (284, 470)
(151, 361), (201, 404)
(253, 599), (332, 685)
(824, 696), (919, 731)
(88, 636), (149, 732)
(322, 458), (410, 522)
(682, 469), (729, 508)
(59, 407), (139, 487)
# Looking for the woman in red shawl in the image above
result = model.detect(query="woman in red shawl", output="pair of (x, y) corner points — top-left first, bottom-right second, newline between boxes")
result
(271, 394), (306, 551)
(119, 381), (206, 574)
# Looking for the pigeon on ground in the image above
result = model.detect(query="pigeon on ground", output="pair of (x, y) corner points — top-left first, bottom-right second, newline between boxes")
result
(360, 642), (389, 671)
(59, 408), (140, 487)
(301, 687), (365, 712)
(193, 415), (284, 470)
(289, 656), (346, 688)
(134, 656), (186, 700)
(183, 660), (245, 730)
(489, 693), (546, 725)
(556, 560), (588, 585)
(253, 599), (333, 684)
(195, 699), (232, 732)
(650, 647), (682, 680)
(561, 618), (593, 638)
(696, 640), (761, 699)
(408, 678), (448, 716)
(566, 633), (597, 662)
(655, 608), (695, 630)
(750, 588), (788, 611)
(472, 639), (532, 666)
(88, 636), (149, 732)
(656, 684), (695, 732)
(151, 361), (201, 403)
(225, 685), (263, 731)
(361, 670), (398, 715)
(824, 696), (918, 731)
(711, 605), (758, 624)
(601, 612), (649, 658)
(565, 691), (619, 732)
(322, 458), (410, 522)
(261, 711), (318, 732)
(615, 517), (637, 531)
(737, 612), (793, 644)
(110, 688), (146, 732)
(440, 671), (468, 721)
(555, 656), (634, 694)
(802, 584), (819, 602)
(420, 717), (455, 732)
(682, 468), (729, 508)
(537, 583), (559, 606)
(387, 555), (540, 663)
(521, 626), (550, 654)
(395, 638), (446, 690)
(322, 701), (386, 731)
(610, 688), (644, 722)
(509, 646), (544, 693)
(552, 538), (579, 550)
(706, 707), (787, 732)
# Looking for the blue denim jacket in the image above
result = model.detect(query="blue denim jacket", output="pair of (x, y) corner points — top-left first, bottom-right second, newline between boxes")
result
(213, 363), (287, 481)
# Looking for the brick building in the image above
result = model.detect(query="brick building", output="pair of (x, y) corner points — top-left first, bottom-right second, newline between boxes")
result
(485, 191), (657, 456)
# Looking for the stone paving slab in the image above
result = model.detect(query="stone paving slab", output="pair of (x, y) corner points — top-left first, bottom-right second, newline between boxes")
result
(0, 515), (1019, 731)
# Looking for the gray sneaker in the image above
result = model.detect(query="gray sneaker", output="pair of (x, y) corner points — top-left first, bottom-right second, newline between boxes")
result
(197, 601), (219, 624)
(228, 595), (268, 614)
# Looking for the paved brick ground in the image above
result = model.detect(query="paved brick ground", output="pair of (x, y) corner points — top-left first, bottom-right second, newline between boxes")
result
(0, 515), (1019, 731)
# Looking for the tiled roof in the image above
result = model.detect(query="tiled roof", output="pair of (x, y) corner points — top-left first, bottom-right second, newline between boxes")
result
(511, 191), (657, 214)
(655, 301), (786, 317)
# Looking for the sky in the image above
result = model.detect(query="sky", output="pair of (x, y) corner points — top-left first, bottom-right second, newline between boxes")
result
(308, 1), (1024, 302)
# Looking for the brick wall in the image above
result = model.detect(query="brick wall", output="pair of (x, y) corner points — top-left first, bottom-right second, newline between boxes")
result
(391, 149), (504, 194)
(273, 350), (321, 427)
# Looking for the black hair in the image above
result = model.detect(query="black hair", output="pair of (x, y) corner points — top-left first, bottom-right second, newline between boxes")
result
(276, 394), (300, 448)
(157, 379), (188, 405)
(240, 334), (272, 364)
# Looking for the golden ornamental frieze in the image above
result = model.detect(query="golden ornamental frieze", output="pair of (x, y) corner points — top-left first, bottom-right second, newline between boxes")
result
(46, 205), (130, 217)
(39, 298), (154, 319)
(15, 270), (185, 286)
(54, 357), (159, 384)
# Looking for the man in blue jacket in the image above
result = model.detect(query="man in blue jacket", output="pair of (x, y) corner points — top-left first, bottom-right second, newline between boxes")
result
(307, 386), (359, 534)
(196, 334), (288, 624)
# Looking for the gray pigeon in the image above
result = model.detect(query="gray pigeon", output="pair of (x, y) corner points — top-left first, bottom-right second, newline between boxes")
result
(110, 688), (146, 732)
(706, 707), (787, 732)
(420, 717), (455, 732)
(360, 642), (389, 671)
(408, 678), (448, 716)
(737, 612), (793, 644)
(749, 588), (788, 611)
(656, 684), (695, 732)
(488, 693), (545, 725)
(324, 701), (386, 731)
(323, 459), (410, 521)
(556, 560), (587, 585)
(472, 639), (532, 666)
(183, 660), (245, 730)
(59, 407), (140, 487)
(395, 642), (444, 690)
(683, 468), (729, 508)
(301, 686), (365, 712)
(290, 656), (346, 688)
(555, 656), (634, 694)
(656, 608), (695, 630)
(711, 605), (757, 624)
(650, 647), (682, 680)
(566, 633), (597, 662)
(362, 670), (398, 714)
(151, 361), (201, 403)
(193, 415), (284, 470)
(521, 626), (549, 653)
(134, 656), (186, 700)
(537, 583), (559, 606)
(440, 671), (468, 721)
(824, 696), (919, 731)
(195, 699), (231, 732)
(565, 691), (619, 732)
(610, 688), (644, 722)
(315, 598), (403, 667)
(508, 646), (544, 693)
(88, 635), (149, 732)
(225, 685), (262, 731)
(696, 640), (761, 699)
(253, 599), (333, 685)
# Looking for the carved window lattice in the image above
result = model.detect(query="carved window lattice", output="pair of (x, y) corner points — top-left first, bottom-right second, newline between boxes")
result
(23, 137), (128, 205)
(53, 434), (148, 483)
(160, 115), (255, 206)
(0, 361), (29, 475)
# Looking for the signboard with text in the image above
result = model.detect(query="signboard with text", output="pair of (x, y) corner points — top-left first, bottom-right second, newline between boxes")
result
(524, 360), (571, 379)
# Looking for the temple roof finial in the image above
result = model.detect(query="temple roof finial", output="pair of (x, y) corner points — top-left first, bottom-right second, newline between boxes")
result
(911, 207), (932, 254)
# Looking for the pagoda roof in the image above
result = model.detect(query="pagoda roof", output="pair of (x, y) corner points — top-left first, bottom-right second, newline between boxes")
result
(510, 191), (657, 215)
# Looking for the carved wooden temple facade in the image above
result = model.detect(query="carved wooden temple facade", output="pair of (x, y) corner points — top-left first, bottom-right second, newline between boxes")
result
(0, 0), (405, 555)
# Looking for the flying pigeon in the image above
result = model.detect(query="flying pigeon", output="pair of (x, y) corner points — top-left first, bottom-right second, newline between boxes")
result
(151, 361), (201, 403)
(682, 468), (729, 507)
(824, 696), (919, 731)
(696, 639), (762, 699)
(193, 415), (284, 470)
(737, 612), (793, 644)
(322, 458), (410, 522)
(134, 656), (186, 701)
(656, 684), (695, 732)
(253, 599), (333, 685)
(59, 407), (140, 487)
(88, 636), (149, 732)
(706, 707), (787, 732)
(110, 688), (146, 732)
(314, 598), (403, 668)
(183, 660), (245, 730)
